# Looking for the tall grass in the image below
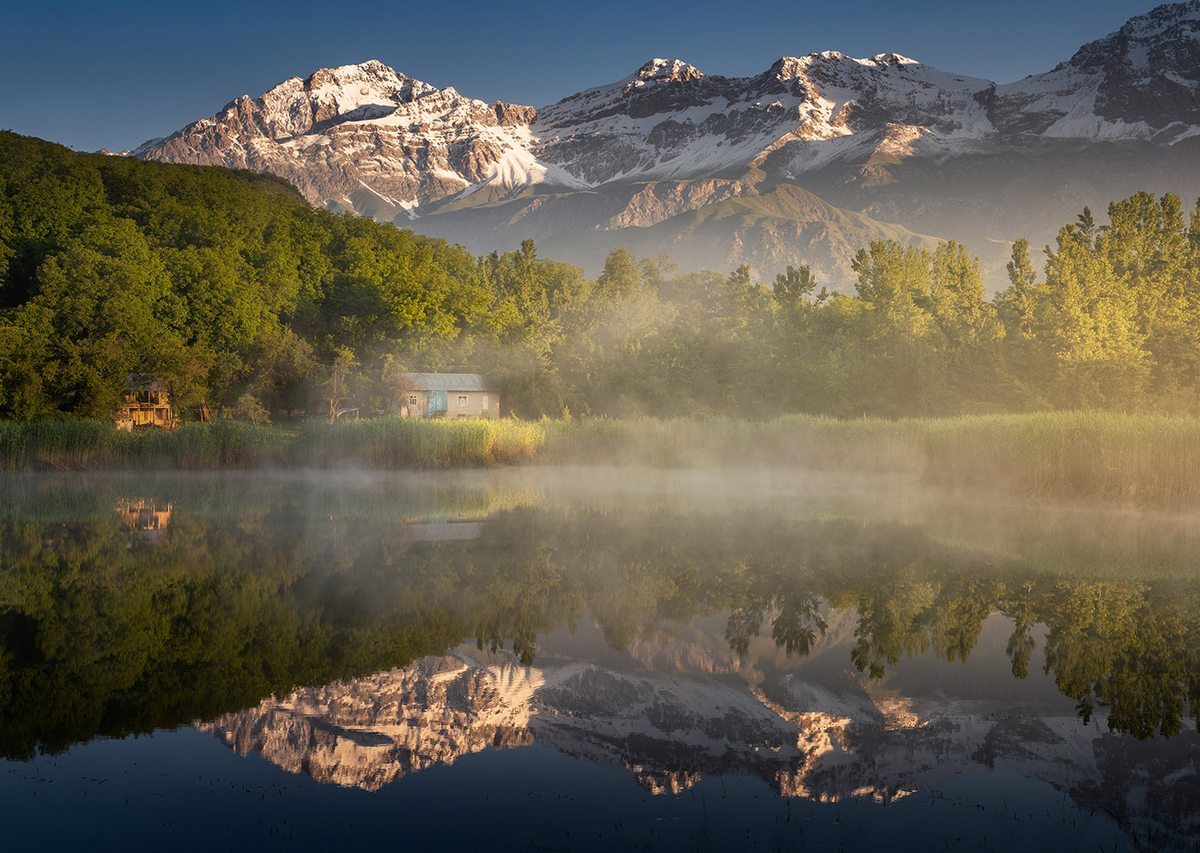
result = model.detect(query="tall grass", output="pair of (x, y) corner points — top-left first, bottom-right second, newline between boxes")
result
(918, 411), (1200, 502)
(541, 412), (1200, 504)
(5, 412), (1200, 503)
(0, 417), (544, 472)
(0, 420), (283, 471)
(294, 417), (545, 468)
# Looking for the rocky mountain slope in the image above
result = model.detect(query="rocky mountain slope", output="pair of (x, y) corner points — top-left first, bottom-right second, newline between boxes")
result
(136, 2), (1200, 287)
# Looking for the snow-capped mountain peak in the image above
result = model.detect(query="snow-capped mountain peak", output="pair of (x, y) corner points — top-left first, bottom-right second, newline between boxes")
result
(870, 52), (921, 66)
(199, 651), (1200, 848)
(632, 58), (705, 84)
(135, 2), (1200, 211)
(135, 59), (540, 217)
(996, 1), (1200, 141)
(131, 2), (1200, 288)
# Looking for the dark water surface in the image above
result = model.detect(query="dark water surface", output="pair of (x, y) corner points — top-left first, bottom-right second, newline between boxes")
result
(1, 469), (1197, 851)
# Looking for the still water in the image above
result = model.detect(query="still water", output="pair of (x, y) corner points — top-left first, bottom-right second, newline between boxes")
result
(1, 468), (1197, 851)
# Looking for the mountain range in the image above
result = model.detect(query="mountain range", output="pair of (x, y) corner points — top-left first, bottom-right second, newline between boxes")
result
(134, 1), (1200, 287)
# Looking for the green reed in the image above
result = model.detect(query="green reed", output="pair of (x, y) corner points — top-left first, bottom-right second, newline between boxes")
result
(4, 412), (1200, 503)
(0, 417), (544, 471)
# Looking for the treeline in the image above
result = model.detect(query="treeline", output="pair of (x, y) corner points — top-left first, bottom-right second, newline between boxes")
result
(3, 131), (1200, 420)
(0, 132), (588, 420)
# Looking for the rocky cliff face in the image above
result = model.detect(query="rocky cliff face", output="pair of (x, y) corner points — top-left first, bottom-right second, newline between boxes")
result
(135, 60), (549, 220)
(134, 2), (1200, 286)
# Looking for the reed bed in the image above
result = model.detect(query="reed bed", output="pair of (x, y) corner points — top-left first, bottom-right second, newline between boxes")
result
(540, 412), (1200, 504)
(918, 411), (1200, 502)
(0, 420), (283, 470)
(293, 417), (545, 468)
(4, 412), (1200, 504)
(0, 417), (544, 471)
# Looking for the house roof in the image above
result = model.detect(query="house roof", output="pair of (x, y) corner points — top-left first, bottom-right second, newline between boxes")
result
(399, 372), (490, 392)
(125, 373), (167, 392)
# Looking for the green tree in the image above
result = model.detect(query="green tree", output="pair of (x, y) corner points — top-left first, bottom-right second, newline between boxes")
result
(1040, 214), (1148, 405)
(929, 241), (998, 346)
(595, 247), (641, 298)
(998, 238), (1039, 341)
(25, 217), (183, 417)
(1101, 193), (1200, 398)
(772, 264), (822, 310)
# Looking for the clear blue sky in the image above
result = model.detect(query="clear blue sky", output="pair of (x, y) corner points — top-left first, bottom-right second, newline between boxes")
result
(1, 0), (1162, 152)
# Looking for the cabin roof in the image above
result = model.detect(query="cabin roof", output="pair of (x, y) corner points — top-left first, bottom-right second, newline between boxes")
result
(125, 373), (168, 393)
(399, 373), (490, 392)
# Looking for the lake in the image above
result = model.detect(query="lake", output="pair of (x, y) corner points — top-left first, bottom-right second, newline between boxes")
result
(1, 468), (1197, 851)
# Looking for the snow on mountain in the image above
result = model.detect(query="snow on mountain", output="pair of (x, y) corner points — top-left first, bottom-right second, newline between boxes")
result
(137, 14), (1200, 217)
(137, 5), (1200, 209)
(135, 59), (542, 215)
(531, 52), (1000, 187)
(995, 0), (1200, 142)
(131, 2), (1200, 286)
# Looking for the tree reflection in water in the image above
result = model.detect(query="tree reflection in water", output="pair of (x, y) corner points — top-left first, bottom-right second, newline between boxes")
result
(1, 471), (1198, 761)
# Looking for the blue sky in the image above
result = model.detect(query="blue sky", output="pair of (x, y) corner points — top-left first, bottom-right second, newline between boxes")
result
(1, 0), (1162, 152)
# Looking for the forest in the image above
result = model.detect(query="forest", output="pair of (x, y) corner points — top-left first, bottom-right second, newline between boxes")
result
(2, 130), (1200, 421)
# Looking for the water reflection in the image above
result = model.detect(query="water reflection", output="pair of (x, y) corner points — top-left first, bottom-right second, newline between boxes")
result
(2, 470), (1199, 850)
(116, 497), (173, 534)
(201, 639), (1199, 848)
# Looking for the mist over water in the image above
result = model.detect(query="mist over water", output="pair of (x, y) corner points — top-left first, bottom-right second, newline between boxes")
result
(0, 467), (1197, 851)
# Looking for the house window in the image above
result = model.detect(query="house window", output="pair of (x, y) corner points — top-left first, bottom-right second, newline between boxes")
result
(481, 394), (489, 410)
(408, 395), (418, 406)
(457, 395), (468, 407)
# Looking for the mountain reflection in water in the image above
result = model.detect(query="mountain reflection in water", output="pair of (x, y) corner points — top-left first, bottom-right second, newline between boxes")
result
(1, 469), (1198, 851)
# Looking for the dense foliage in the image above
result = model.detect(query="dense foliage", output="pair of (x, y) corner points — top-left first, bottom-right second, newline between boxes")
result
(3, 131), (1200, 419)
(0, 132), (584, 420)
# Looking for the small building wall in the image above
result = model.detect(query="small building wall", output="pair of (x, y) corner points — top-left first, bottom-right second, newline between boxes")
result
(402, 389), (500, 419)
(116, 388), (178, 431)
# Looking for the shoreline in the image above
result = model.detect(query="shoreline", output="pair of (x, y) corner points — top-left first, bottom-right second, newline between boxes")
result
(3, 411), (1200, 505)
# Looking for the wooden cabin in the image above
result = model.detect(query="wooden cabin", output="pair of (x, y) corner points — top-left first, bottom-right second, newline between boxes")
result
(116, 374), (179, 431)
(396, 373), (499, 419)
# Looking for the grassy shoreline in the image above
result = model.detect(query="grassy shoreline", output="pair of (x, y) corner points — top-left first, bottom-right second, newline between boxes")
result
(3, 412), (1200, 503)
(0, 417), (545, 472)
